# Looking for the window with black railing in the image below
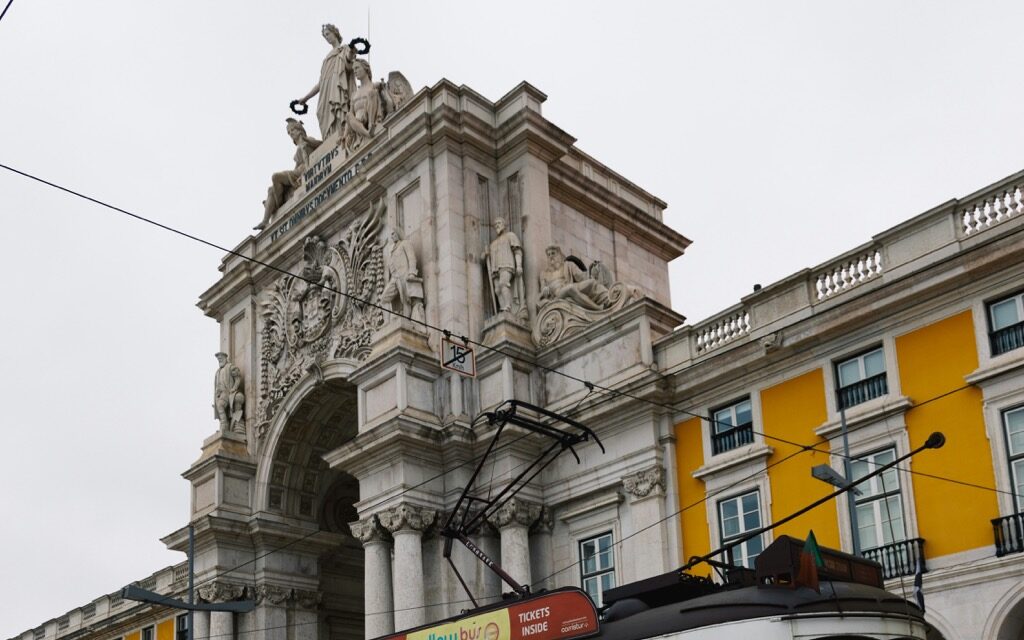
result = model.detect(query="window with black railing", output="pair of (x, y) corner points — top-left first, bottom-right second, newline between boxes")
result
(711, 398), (754, 455)
(993, 512), (1024, 556)
(836, 348), (888, 409)
(862, 538), (926, 579)
(989, 292), (1024, 356)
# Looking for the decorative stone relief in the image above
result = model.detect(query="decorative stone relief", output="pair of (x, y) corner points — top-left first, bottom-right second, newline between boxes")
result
(348, 514), (391, 544)
(379, 503), (438, 534)
(213, 352), (246, 434)
(252, 584), (292, 606)
(622, 465), (666, 499)
(530, 506), (554, 535)
(483, 218), (527, 323)
(197, 581), (246, 603)
(761, 331), (781, 353)
(294, 589), (322, 610)
(291, 24), (412, 150)
(381, 227), (425, 325)
(532, 245), (642, 347)
(255, 119), (322, 231)
(488, 497), (542, 530)
(256, 201), (389, 435)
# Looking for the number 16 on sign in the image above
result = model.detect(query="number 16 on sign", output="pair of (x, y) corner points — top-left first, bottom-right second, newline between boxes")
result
(441, 337), (476, 377)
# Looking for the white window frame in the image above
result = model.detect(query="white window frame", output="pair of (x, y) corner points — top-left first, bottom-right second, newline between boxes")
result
(834, 346), (889, 409)
(1003, 406), (1024, 513)
(141, 626), (155, 640)
(990, 292), (1024, 332)
(579, 531), (616, 607)
(850, 447), (908, 551)
(710, 397), (754, 455)
(717, 489), (765, 569)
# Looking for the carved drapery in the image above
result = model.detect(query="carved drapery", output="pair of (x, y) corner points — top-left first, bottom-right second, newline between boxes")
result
(622, 465), (666, 499)
(256, 201), (390, 435)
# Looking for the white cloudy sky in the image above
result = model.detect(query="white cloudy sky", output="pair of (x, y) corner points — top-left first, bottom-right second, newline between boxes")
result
(1, 1), (1022, 636)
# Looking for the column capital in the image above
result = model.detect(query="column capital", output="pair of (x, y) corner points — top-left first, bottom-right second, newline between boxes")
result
(197, 580), (246, 603)
(349, 514), (392, 544)
(488, 497), (542, 530)
(293, 588), (322, 611)
(622, 465), (666, 500)
(379, 502), (438, 534)
(530, 506), (554, 535)
(251, 583), (292, 606)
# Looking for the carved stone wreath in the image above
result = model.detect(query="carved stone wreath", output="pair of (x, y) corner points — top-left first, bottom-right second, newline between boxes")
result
(256, 202), (387, 435)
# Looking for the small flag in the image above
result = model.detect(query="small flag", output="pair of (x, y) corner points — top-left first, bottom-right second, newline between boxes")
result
(796, 530), (824, 592)
(913, 552), (926, 612)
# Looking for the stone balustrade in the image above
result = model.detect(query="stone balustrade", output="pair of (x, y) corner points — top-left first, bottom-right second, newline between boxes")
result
(693, 307), (750, 354)
(814, 246), (883, 300)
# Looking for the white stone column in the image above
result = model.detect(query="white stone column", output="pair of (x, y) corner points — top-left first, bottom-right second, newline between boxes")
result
(380, 503), (437, 632)
(350, 515), (395, 639)
(489, 498), (541, 589)
(252, 584), (290, 640)
(474, 521), (502, 602)
(622, 465), (669, 582)
(193, 611), (210, 640)
(292, 590), (320, 640)
(530, 508), (554, 592)
(209, 612), (233, 640)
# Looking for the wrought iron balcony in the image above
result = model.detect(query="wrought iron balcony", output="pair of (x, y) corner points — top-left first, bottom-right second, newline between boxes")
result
(990, 321), (1024, 356)
(862, 538), (926, 579)
(993, 512), (1024, 556)
(837, 373), (888, 409)
(711, 423), (754, 455)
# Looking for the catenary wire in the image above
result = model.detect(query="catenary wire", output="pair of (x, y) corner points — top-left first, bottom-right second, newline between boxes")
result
(4, 164), (1020, 621)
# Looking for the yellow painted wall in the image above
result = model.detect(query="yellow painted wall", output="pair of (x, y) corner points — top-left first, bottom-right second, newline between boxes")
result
(896, 310), (997, 556)
(675, 416), (710, 569)
(760, 368), (841, 547)
(125, 631), (140, 640)
(157, 619), (174, 640)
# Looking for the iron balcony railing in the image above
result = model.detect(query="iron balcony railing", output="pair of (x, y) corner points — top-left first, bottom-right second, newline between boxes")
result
(990, 321), (1024, 356)
(993, 512), (1024, 556)
(837, 373), (888, 409)
(712, 422), (755, 455)
(862, 538), (926, 579)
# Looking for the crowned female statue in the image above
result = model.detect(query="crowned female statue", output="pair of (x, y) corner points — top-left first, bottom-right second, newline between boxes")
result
(293, 24), (356, 139)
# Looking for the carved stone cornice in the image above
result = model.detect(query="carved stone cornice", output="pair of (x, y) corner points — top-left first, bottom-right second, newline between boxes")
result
(379, 503), (438, 535)
(294, 589), (322, 610)
(488, 497), (542, 530)
(622, 465), (666, 500)
(252, 584), (291, 606)
(348, 514), (392, 544)
(197, 580), (246, 603)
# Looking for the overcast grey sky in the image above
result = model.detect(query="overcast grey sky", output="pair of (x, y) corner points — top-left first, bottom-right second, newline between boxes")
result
(2, 1), (1022, 636)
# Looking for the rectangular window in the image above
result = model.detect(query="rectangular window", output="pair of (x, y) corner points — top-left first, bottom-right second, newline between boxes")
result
(835, 347), (888, 409)
(176, 615), (189, 640)
(850, 448), (907, 550)
(141, 627), (154, 640)
(580, 532), (615, 607)
(711, 398), (754, 455)
(989, 292), (1024, 356)
(1005, 407), (1024, 513)
(718, 491), (764, 569)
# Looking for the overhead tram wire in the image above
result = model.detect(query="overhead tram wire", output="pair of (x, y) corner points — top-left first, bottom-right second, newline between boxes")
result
(0, 0), (13, 24)
(2, 162), (1018, 501)
(5, 164), (1020, 613)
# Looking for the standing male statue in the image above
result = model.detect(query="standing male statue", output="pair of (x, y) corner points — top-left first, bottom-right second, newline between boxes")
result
(483, 218), (525, 317)
(381, 227), (419, 318)
(214, 352), (245, 434)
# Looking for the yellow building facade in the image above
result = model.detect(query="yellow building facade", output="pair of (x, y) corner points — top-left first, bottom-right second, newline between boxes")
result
(667, 170), (1024, 639)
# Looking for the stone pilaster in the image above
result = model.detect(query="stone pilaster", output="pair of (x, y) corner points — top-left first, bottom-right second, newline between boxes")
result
(621, 465), (669, 582)
(197, 581), (246, 640)
(379, 504), (437, 632)
(488, 498), (541, 589)
(350, 515), (395, 639)
(529, 507), (554, 592)
(251, 584), (290, 640)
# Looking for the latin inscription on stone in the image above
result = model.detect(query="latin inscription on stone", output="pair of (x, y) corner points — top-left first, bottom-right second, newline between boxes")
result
(304, 146), (340, 193)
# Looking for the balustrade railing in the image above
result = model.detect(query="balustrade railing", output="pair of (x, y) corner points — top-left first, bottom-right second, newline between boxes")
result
(960, 184), (1024, 236)
(837, 373), (888, 409)
(862, 538), (925, 579)
(991, 321), (1024, 356)
(711, 423), (755, 455)
(815, 248), (883, 300)
(695, 309), (750, 354)
(993, 512), (1024, 557)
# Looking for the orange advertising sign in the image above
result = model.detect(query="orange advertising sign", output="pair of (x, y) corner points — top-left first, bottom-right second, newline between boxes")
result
(378, 589), (599, 640)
